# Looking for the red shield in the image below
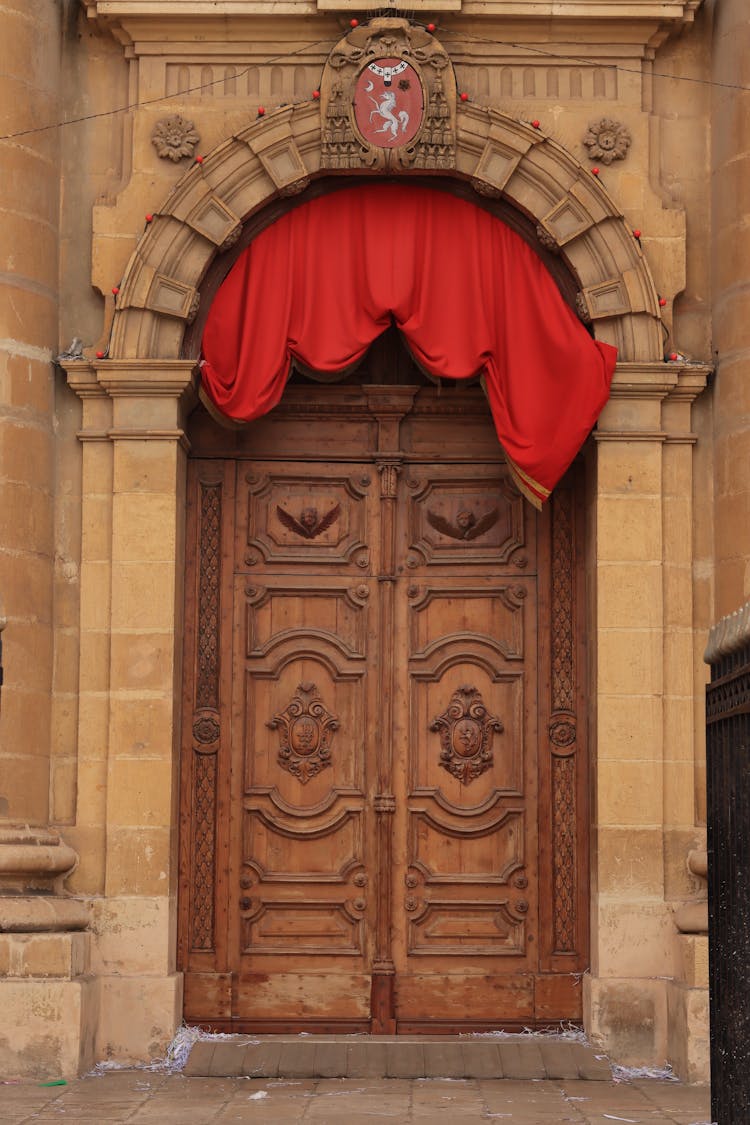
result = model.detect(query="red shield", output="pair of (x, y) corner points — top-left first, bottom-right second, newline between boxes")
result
(353, 58), (423, 148)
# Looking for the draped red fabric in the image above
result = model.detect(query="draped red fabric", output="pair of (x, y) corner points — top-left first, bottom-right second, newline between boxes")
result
(200, 184), (616, 503)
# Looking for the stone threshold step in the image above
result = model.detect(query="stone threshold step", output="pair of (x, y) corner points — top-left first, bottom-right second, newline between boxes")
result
(184, 1034), (611, 1080)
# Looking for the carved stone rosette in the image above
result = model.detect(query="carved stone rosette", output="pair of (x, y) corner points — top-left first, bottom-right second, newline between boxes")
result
(268, 683), (339, 783)
(151, 114), (200, 162)
(582, 117), (631, 165)
(319, 18), (456, 173)
(430, 686), (503, 784)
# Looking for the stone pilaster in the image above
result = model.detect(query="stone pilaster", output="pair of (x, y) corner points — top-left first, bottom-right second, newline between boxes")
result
(584, 361), (709, 1077)
(64, 359), (196, 1062)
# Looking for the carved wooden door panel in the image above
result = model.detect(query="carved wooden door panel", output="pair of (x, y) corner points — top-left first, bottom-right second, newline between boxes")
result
(229, 462), (380, 1029)
(391, 467), (540, 1028)
(179, 391), (588, 1031)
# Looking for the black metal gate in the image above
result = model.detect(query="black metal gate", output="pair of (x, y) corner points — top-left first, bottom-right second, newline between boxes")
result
(706, 606), (750, 1125)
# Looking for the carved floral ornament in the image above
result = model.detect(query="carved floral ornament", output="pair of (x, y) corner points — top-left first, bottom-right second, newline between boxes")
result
(582, 118), (632, 165)
(430, 685), (503, 785)
(151, 114), (200, 162)
(267, 683), (339, 784)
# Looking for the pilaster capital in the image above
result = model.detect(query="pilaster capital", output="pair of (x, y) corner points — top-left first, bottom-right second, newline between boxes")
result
(596, 361), (711, 441)
(61, 359), (198, 442)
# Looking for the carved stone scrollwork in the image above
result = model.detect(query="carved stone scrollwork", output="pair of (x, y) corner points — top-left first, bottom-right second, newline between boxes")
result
(267, 682), (339, 784)
(430, 685), (503, 785)
(219, 224), (243, 253)
(280, 176), (311, 198)
(582, 117), (632, 165)
(319, 18), (456, 174)
(186, 292), (201, 324)
(575, 292), (593, 325)
(471, 178), (502, 199)
(536, 224), (561, 255)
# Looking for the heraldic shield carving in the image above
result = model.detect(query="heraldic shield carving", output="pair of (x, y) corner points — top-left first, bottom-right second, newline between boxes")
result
(320, 18), (457, 172)
(267, 683), (340, 783)
(430, 686), (504, 785)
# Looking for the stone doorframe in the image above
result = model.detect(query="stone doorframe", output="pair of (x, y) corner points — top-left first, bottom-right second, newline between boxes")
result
(57, 103), (711, 1075)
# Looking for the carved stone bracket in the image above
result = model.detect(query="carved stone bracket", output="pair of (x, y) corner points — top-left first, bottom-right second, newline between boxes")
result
(430, 685), (503, 785)
(268, 683), (340, 784)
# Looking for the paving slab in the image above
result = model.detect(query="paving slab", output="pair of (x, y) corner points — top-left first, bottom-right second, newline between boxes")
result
(386, 1039), (425, 1077)
(347, 1040), (388, 1077)
(461, 1040), (504, 1077)
(497, 1038), (547, 1078)
(1, 1071), (712, 1124)
(539, 1038), (582, 1079)
(182, 1040), (216, 1076)
(313, 1040), (348, 1077)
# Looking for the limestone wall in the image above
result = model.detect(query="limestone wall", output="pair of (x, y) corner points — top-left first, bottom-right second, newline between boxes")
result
(0, 0), (62, 823)
(712, 0), (750, 618)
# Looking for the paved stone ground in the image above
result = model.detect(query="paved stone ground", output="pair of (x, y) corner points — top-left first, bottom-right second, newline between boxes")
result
(0, 1071), (713, 1123)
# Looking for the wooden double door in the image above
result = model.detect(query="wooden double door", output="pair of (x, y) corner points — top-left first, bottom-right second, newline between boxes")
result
(179, 383), (588, 1032)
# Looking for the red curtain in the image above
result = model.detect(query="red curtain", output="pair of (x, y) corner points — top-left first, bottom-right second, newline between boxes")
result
(200, 184), (616, 503)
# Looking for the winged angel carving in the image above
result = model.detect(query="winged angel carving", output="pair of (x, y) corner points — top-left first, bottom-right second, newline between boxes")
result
(276, 503), (341, 540)
(426, 507), (498, 541)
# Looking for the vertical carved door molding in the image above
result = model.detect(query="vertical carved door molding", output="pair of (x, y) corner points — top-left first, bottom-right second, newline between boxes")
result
(371, 457), (402, 1032)
(179, 461), (235, 1021)
(538, 472), (588, 1010)
(190, 479), (223, 952)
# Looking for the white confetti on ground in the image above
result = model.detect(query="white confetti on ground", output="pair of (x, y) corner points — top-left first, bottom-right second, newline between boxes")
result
(247, 1090), (268, 1100)
(91, 1024), (253, 1075)
(610, 1063), (678, 1083)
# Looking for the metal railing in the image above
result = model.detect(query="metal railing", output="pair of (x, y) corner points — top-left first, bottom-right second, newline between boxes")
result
(705, 602), (750, 1125)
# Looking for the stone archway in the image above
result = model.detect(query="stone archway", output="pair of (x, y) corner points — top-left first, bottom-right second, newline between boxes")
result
(59, 94), (711, 1069)
(108, 100), (662, 365)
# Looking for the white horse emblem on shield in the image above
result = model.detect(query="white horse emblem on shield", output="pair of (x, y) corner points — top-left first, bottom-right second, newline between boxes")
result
(366, 61), (410, 143)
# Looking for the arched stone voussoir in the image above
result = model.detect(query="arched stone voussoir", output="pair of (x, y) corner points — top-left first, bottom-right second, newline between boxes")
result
(109, 99), (664, 362)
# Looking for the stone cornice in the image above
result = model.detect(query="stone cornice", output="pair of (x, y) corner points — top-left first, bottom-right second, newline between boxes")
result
(84, 0), (703, 18)
(62, 358), (198, 398)
(83, 0), (705, 54)
(610, 361), (711, 402)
